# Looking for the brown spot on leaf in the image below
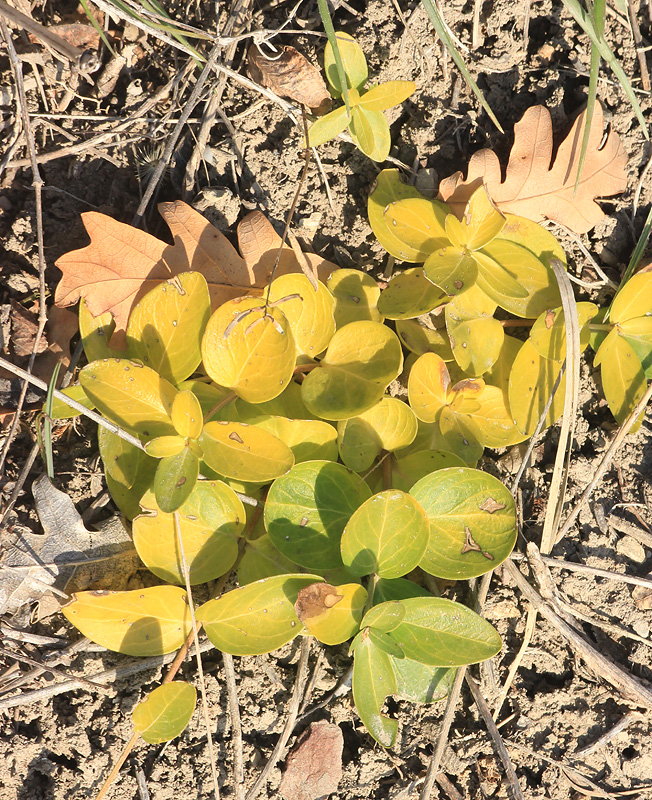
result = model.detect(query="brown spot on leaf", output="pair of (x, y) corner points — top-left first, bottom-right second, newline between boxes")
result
(461, 527), (495, 561)
(544, 309), (556, 329)
(295, 583), (342, 622)
(479, 497), (506, 514)
(229, 431), (244, 444)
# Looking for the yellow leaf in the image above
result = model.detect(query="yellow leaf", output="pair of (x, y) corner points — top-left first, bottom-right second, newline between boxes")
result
(266, 274), (336, 356)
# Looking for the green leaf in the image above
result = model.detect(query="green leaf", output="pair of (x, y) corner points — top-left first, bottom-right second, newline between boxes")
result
(196, 574), (321, 656)
(351, 631), (399, 747)
(358, 81), (416, 111)
(327, 269), (383, 328)
(483, 334), (523, 398)
(153, 447), (199, 513)
(619, 315), (652, 377)
(529, 302), (598, 362)
(473, 249), (530, 302)
(201, 421), (294, 483)
(384, 198), (450, 263)
(595, 330), (647, 427)
(201, 297), (296, 404)
(395, 319), (453, 360)
(145, 435), (186, 458)
(367, 170), (426, 262)
(133, 482), (244, 584)
(392, 658), (454, 704)
(132, 682), (197, 744)
(338, 396), (418, 472)
(295, 582), (367, 645)
(455, 185), (506, 250)
(388, 449), (467, 493)
(375, 597), (502, 665)
(378, 268), (447, 320)
(350, 105), (391, 162)
(324, 31), (368, 93)
(266, 274), (336, 357)
(407, 352), (451, 423)
(341, 490), (429, 578)
(80, 359), (177, 439)
(62, 586), (191, 656)
(508, 339), (566, 435)
(373, 577), (431, 603)
(361, 599), (406, 633)
(126, 272), (210, 384)
(265, 460), (372, 570)
(306, 105), (350, 148)
(301, 321), (403, 420)
(99, 427), (158, 520)
(410, 467), (516, 579)
(177, 379), (232, 418)
(238, 533), (298, 585)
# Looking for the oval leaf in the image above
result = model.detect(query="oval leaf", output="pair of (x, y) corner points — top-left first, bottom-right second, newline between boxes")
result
(265, 460), (372, 569)
(171, 390), (204, 439)
(395, 318), (453, 360)
(133, 482), (244, 585)
(410, 467), (516, 579)
(351, 632), (398, 747)
(508, 339), (566, 436)
(327, 269), (383, 328)
(368, 170), (425, 262)
(202, 297), (296, 404)
(378, 268), (447, 320)
(341, 490), (429, 578)
(80, 359), (177, 439)
(295, 582), (367, 645)
(324, 31), (368, 93)
(266, 274), (336, 356)
(384, 198), (450, 263)
(196, 574), (321, 656)
(201, 420), (294, 483)
(62, 586), (191, 656)
(350, 105), (391, 162)
(126, 272), (210, 384)
(154, 448), (199, 513)
(132, 682), (197, 744)
(358, 80), (416, 111)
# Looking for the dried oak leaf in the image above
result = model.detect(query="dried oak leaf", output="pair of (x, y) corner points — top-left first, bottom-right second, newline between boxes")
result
(55, 202), (337, 345)
(248, 44), (331, 115)
(438, 103), (627, 234)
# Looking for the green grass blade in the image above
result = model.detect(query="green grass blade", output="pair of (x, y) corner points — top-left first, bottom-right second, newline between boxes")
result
(79, 0), (116, 56)
(109, 0), (205, 60)
(420, 0), (503, 132)
(574, 0), (605, 194)
(316, 0), (351, 120)
(603, 204), (652, 322)
(42, 363), (61, 480)
(563, 0), (649, 139)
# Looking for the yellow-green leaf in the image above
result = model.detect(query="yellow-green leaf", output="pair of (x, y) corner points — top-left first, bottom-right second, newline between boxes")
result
(407, 352), (450, 423)
(62, 586), (191, 656)
(295, 582), (367, 645)
(251, 416), (338, 463)
(99, 427), (158, 519)
(610, 272), (652, 322)
(383, 198), (449, 263)
(377, 268), (447, 320)
(327, 269), (383, 328)
(201, 297), (296, 404)
(171, 389), (203, 439)
(266, 274), (336, 357)
(79, 359), (177, 439)
(79, 298), (121, 362)
(423, 246), (478, 296)
(301, 321), (403, 420)
(595, 330), (647, 427)
(367, 170), (425, 262)
(201, 420), (294, 483)
(358, 81), (416, 111)
(306, 105), (349, 148)
(445, 302), (504, 377)
(457, 185), (506, 250)
(529, 302), (598, 362)
(126, 272), (210, 384)
(153, 448), (200, 513)
(325, 31), (368, 93)
(49, 384), (95, 420)
(145, 435), (186, 458)
(132, 682), (196, 745)
(196, 574), (321, 656)
(395, 318), (453, 360)
(508, 339), (566, 435)
(350, 106), (391, 162)
(133, 482), (244, 585)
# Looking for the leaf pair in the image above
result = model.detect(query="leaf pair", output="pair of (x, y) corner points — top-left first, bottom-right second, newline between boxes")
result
(307, 32), (415, 162)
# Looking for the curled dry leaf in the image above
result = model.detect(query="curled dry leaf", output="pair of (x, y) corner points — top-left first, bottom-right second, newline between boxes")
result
(55, 202), (338, 345)
(247, 44), (331, 115)
(438, 103), (627, 234)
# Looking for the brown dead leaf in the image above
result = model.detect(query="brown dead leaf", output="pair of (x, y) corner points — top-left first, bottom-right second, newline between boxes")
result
(632, 577), (652, 610)
(247, 44), (331, 115)
(279, 721), (343, 800)
(438, 103), (627, 234)
(27, 23), (100, 51)
(10, 300), (47, 357)
(33, 306), (79, 384)
(55, 203), (338, 345)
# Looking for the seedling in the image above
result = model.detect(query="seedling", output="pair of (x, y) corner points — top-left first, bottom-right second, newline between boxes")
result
(307, 32), (416, 161)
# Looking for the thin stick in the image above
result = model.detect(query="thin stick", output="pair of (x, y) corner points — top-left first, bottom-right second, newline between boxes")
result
(0, 645), (108, 692)
(245, 637), (311, 800)
(174, 512), (220, 800)
(419, 666), (466, 800)
(511, 552), (652, 590)
(0, 22), (47, 476)
(626, 0), (651, 91)
(502, 559), (652, 707)
(465, 673), (524, 800)
(556, 380), (652, 543)
(223, 653), (245, 800)
(575, 712), (644, 756)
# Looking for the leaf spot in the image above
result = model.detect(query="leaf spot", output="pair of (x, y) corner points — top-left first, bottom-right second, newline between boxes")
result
(479, 497), (506, 514)
(461, 526), (495, 560)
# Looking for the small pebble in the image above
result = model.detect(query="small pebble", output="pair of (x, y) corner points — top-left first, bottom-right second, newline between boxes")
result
(415, 167), (438, 198)
(632, 619), (649, 639)
(616, 537), (647, 563)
